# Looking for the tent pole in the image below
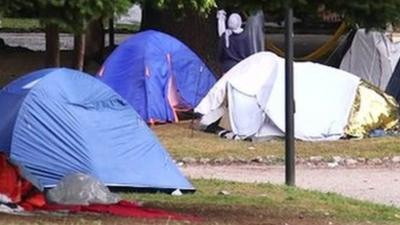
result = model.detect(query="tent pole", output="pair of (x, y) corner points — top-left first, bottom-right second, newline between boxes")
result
(284, 2), (296, 186)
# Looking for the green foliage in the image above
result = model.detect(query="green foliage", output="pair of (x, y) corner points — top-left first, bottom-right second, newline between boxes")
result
(321, 0), (400, 29)
(218, 0), (400, 29)
(3, 0), (399, 30)
(0, 0), (23, 16)
(142, 0), (217, 13)
(142, 0), (400, 28)
(35, 0), (132, 32)
(1, 0), (132, 32)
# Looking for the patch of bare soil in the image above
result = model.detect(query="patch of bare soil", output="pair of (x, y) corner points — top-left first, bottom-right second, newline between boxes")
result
(0, 50), (100, 87)
(0, 203), (340, 225)
(0, 51), (65, 86)
(158, 203), (338, 225)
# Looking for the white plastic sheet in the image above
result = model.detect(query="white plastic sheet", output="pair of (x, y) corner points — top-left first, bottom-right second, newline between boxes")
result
(46, 173), (120, 205)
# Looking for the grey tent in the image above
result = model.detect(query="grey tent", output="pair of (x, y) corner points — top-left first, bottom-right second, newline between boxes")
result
(340, 29), (400, 90)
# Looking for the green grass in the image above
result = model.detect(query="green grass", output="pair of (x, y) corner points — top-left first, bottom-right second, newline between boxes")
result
(1, 179), (398, 225)
(153, 122), (400, 161)
(122, 179), (400, 225)
(0, 18), (139, 33)
(0, 18), (41, 30)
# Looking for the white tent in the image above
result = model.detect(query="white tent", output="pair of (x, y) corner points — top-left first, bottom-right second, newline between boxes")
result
(340, 29), (400, 90)
(195, 52), (361, 141)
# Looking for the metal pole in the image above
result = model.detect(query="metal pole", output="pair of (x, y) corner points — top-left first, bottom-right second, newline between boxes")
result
(284, 2), (295, 186)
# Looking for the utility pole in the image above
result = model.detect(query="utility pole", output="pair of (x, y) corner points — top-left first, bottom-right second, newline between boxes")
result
(284, 1), (295, 186)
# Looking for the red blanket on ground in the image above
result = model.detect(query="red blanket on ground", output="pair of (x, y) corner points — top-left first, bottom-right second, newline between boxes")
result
(37, 200), (197, 221)
(0, 154), (198, 221)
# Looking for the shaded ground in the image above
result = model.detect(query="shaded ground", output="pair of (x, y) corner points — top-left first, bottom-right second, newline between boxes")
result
(183, 165), (400, 207)
(0, 203), (366, 225)
(0, 51), (70, 86)
(2, 178), (398, 225)
(0, 50), (101, 87)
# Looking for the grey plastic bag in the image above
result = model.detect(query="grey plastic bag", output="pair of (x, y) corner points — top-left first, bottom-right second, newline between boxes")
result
(46, 173), (120, 205)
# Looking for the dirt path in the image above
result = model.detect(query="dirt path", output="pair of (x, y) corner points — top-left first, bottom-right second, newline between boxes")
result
(182, 165), (400, 207)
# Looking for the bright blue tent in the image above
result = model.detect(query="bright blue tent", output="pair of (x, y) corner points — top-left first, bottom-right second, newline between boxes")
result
(0, 68), (194, 191)
(98, 30), (216, 123)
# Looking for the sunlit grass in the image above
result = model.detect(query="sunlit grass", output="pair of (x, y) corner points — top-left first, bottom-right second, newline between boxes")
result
(124, 179), (400, 225)
(152, 121), (400, 161)
(0, 18), (41, 30)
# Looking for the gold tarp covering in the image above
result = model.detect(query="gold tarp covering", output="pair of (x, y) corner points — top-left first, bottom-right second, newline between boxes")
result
(345, 81), (399, 138)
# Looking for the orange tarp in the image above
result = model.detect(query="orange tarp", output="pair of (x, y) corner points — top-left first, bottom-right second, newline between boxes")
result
(0, 153), (45, 208)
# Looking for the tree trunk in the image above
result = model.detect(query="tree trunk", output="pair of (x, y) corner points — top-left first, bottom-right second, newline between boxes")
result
(45, 23), (60, 67)
(141, 5), (221, 76)
(85, 19), (105, 64)
(109, 18), (115, 48)
(73, 33), (86, 71)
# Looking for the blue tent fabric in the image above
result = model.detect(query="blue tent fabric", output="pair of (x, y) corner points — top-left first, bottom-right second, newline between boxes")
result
(386, 59), (400, 103)
(0, 69), (51, 152)
(0, 68), (194, 191)
(98, 30), (216, 123)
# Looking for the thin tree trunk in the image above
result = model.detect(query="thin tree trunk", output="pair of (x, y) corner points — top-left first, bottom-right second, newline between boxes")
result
(73, 33), (86, 71)
(85, 19), (105, 64)
(45, 23), (60, 67)
(109, 18), (115, 48)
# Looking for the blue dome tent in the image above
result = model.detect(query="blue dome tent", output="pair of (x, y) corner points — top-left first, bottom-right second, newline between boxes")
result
(98, 30), (216, 123)
(0, 68), (194, 192)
